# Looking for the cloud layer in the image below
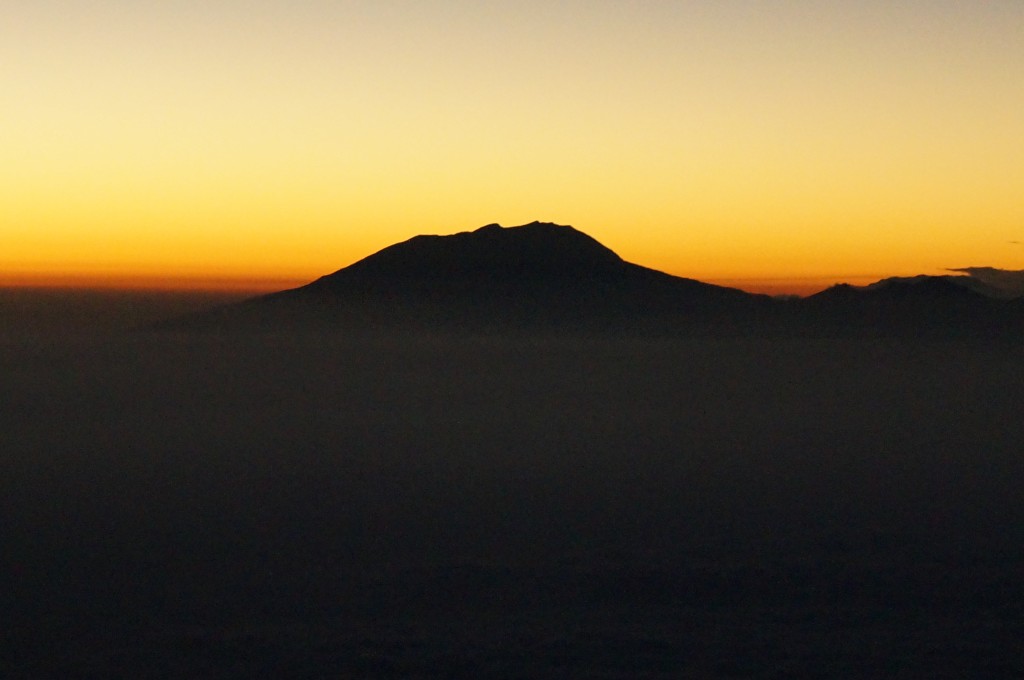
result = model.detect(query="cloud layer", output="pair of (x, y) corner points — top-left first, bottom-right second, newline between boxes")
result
(948, 267), (1024, 299)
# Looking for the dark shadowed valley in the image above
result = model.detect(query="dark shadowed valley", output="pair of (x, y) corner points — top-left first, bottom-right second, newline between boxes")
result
(3, 226), (1023, 677)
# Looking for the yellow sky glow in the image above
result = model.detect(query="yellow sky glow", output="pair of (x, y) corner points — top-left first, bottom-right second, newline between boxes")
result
(3, 1), (1022, 294)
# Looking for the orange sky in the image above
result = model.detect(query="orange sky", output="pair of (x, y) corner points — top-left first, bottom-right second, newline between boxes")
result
(3, 1), (1022, 295)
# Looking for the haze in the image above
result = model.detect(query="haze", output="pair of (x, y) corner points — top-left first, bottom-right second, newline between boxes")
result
(5, 4), (1024, 675)
(4, 224), (1024, 676)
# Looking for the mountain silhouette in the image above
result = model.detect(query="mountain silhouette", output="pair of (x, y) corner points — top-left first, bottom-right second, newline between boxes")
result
(797, 275), (1023, 337)
(160, 222), (1024, 337)
(316, 222), (624, 283)
(168, 222), (767, 333)
(947, 267), (1024, 299)
(865, 274), (1017, 300)
(808, 275), (986, 304)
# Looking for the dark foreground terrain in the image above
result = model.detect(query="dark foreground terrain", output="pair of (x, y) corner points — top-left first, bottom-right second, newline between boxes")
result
(2, 295), (1022, 677)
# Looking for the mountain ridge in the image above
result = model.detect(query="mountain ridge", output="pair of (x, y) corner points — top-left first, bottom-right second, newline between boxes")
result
(311, 221), (626, 285)
(158, 222), (1024, 337)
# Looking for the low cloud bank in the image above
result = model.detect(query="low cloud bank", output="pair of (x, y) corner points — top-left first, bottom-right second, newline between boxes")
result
(947, 267), (1024, 299)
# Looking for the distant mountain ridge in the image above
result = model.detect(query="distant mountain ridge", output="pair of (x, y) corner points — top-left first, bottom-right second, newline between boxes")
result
(815, 274), (1019, 301)
(160, 222), (1024, 338)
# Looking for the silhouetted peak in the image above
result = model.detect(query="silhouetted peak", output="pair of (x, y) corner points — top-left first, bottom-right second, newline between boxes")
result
(865, 275), (987, 300)
(806, 283), (859, 301)
(317, 222), (625, 285)
(810, 276), (990, 303)
(473, 221), (568, 232)
(520, 220), (568, 229)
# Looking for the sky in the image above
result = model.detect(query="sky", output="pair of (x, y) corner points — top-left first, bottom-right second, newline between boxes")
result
(3, 0), (1023, 294)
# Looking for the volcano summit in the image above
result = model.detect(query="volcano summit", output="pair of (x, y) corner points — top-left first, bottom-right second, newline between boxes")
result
(172, 222), (764, 333)
(162, 221), (1024, 337)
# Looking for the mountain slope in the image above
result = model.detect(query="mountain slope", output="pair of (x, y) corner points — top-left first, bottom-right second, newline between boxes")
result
(157, 223), (1024, 337)
(168, 222), (767, 333)
(796, 275), (1022, 337)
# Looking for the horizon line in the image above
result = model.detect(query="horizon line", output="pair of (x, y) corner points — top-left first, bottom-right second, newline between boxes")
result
(0, 273), (310, 293)
(0, 271), (910, 297)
